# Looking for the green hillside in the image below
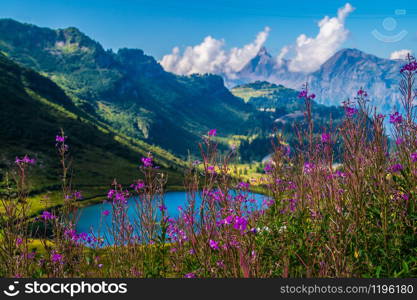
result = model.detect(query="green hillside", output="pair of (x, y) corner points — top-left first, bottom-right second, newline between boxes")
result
(0, 19), (260, 157)
(231, 81), (345, 161)
(231, 81), (288, 103)
(0, 19), (347, 166)
(0, 52), (185, 198)
(232, 81), (343, 116)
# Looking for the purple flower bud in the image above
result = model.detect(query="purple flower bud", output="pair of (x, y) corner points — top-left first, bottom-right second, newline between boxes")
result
(130, 180), (145, 191)
(237, 181), (250, 190)
(357, 88), (367, 97)
(51, 253), (63, 263)
(16, 237), (23, 246)
(73, 191), (82, 200)
(396, 138), (404, 145)
(344, 106), (358, 117)
(141, 156), (153, 168)
(158, 204), (167, 212)
(207, 165), (216, 174)
(184, 272), (196, 278)
(303, 162), (315, 174)
(400, 61), (417, 73)
(389, 163), (403, 173)
(390, 112), (403, 124)
(264, 163), (273, 173)
(15, 155), (36, 165)
(321, 132), (331, 143)
(298, 90), (307, 98)
(40, 211), (56, 220)
(208, 129), (217, 137)
(55, 135), (65, 143)
(233, 216), (248, 232)
(209, 239), (219, 250)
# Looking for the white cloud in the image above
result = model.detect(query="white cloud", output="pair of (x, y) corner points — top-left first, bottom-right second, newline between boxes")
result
(161, 3), (354, 77)
(286, 3), (354, 73)
(276, 46), (289, 66)
(160, 27), (270, 77)
(160, 36), (227, 75)
(390, 49), (412, 60)
(226, 27), (270, 73)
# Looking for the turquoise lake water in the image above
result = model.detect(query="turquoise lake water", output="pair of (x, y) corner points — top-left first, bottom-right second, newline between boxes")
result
(75, 191), (268, 245)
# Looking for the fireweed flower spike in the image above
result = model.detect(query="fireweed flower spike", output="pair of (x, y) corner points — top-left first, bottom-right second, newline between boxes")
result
(390, 112), (403, 124)
(131, 180), (145, 191)
(106, 188), (129, 205)
(158, 204), (167, 212)
(237, 181), (250, 190)
(184, 272), (196, 278)
(73, 191), (83, 200)
(209, 239), (219, 250)
(389, 164), (403, 173)
(207, 165), (216, 174)
(141, 156), (153, 168)
(264, 163), (273, 173)
(51, 253), (63, 263)
(233, 216), (248, 232)
(303, 162), (315, 174)
(298, 90), (307, 98)
(208, 129), (217, 137)
(357, 88), (368, 97)
(40, 211), (56, 220)
(15, 155), (36, 165)
(55, 133), (69, 153)
(321, 132), (331, 143)
(396, 138), (404, 145)
(107, 189), (116, 199)
(298, 89), (315, 100)
(15, 238), (23, 246)
(55, 135), (65, 143)
(400, 59), (417, 73)
(345, 106), (358, 118)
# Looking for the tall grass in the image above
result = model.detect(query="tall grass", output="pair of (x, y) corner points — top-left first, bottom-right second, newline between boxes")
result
(0, 57), (416, 278)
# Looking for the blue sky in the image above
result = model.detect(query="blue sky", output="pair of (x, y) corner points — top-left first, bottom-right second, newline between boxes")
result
(1, 0), (416, 61)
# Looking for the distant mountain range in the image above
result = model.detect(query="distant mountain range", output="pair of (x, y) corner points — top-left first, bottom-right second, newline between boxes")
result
(0, 18), (403, 169)
(228, 46), (406, 115)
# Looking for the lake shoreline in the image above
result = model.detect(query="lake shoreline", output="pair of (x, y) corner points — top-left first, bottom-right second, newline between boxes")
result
(76, 189), (270, 246)
(30, 184), (269, 219)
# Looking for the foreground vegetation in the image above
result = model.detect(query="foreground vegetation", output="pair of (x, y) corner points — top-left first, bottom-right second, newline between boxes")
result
(1, 57), (417, 278)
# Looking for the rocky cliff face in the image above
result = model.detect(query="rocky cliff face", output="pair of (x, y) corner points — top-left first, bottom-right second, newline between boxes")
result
(307, 49), (403, 114)
(229, 47), (405, 115)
